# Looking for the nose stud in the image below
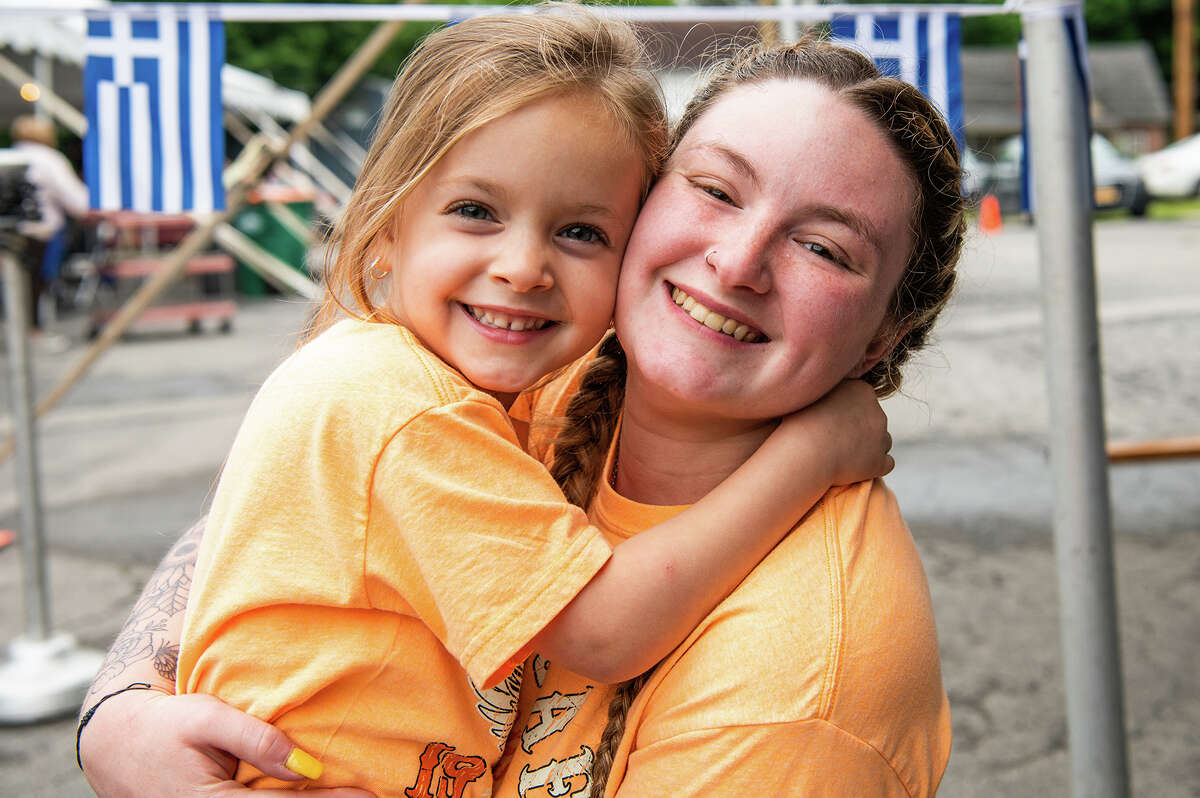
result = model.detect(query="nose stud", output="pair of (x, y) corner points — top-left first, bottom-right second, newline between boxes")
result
(705, 249), (718, 268)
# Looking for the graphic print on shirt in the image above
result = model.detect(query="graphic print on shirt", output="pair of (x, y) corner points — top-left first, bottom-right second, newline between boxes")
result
(514, 657), (597, 798)
(517, 746), (595, 798)
(530, 653), (551, 688)
(403, 741), (487, 798)
(521, 689), (592, 753)
(472, 662), (523, 749)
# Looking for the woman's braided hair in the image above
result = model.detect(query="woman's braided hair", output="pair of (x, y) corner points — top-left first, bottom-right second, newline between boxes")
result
(554, 34), (966, 796)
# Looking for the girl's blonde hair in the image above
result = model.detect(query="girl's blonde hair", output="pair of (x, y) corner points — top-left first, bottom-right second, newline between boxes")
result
(306, 5), (668, 340)
(553, 35), (967, 795)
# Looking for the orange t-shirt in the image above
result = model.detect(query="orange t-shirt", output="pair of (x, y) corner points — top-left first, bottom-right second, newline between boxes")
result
(497, 355), (952, 798)
(178, 319), (612, 798)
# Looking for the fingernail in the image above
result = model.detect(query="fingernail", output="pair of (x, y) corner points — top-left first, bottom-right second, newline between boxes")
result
(285, 747), (324, 780)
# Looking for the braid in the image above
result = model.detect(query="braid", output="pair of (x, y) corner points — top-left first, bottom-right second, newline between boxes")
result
(549, 333), (627, 508)
(590, 671), (653, 796)
(547, 333), (635, 792)
(546, 331), (635, 794)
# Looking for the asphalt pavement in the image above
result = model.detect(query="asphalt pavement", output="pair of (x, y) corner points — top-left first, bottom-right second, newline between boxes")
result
(0, 217), (1197, 797)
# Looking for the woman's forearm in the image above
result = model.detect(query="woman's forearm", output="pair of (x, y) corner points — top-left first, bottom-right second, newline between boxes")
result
(80, 516), (203, 711)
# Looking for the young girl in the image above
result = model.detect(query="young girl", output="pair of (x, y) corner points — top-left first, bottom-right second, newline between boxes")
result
(173, 9), (892, 798)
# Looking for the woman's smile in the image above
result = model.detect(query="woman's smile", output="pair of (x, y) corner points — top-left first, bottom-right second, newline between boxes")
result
(614, 78), (916, 423)
(668, 283), (766, 343)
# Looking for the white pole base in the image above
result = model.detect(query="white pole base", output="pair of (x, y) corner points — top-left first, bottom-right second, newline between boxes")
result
(0, 633), (104, 724)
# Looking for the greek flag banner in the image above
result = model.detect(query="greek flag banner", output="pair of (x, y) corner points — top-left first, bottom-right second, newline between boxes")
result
(84, 9), (225, 213)
(830, 12), (964, 152)
(1018, 5), (1090, 212)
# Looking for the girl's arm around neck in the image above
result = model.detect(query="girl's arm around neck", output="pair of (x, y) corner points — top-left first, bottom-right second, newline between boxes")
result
(531, 379), (894, 684)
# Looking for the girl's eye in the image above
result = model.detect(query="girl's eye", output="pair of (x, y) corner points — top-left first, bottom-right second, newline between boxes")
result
(449, 202), (494, 222)
(559, 224), (608, 245)
(802, 241), (849, 268)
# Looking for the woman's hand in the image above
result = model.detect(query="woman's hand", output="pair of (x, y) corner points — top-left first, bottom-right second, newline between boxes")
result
(79, 689), (375, 798)
(778, 379), (893, 486)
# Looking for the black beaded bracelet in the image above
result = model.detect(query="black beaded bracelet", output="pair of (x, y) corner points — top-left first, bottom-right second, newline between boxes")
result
(75, 682), (155, 770)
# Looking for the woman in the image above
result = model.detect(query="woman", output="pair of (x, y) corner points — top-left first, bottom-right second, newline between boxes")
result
(78, 35), (963, 798)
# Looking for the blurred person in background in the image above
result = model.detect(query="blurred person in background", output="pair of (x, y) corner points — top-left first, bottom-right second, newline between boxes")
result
(9, 114), (89, 350)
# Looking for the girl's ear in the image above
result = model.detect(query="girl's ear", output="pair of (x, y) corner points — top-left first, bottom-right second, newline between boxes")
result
(848, 319), (911, 379)
(368, 211), (402, 265)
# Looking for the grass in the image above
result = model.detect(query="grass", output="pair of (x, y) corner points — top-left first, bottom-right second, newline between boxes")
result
(1146, 197), (1200, 221)
(965, 197), (1200, 226)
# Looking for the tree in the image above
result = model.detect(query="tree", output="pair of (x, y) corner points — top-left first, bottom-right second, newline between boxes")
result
(219, 1), (444, 97)
(214, 0), (671, 97)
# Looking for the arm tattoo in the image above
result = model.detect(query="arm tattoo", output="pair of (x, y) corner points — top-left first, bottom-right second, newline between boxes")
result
(80, 517), (205, 715)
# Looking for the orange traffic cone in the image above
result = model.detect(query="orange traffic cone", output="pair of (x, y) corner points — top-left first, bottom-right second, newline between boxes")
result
(979, 194), (1003, 235)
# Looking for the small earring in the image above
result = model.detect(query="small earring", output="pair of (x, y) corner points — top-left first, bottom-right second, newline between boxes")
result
(705, 249), (718, 268)
(368, 258), (390, 280)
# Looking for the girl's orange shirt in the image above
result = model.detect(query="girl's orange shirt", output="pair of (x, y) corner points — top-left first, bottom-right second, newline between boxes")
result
(178, 320), (612, 798)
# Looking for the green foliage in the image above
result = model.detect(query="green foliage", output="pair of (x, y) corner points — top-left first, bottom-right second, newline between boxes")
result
(1147, 197), (1200, 221)
(219, 0), (469, 96)
(961, 14), (1020, 47)
(1083, 0), (1174, 84)
(224, 18), (429, 97)
(146, 0), (1187, 113)
(173, 0), (673, 97)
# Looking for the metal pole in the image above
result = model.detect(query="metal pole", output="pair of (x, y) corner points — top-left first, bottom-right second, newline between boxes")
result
(1021, 4), (1130, 796)
(2, 245), (51, 640)
(0, 239), (103, 723)
(779, 0), (801, 44)
(32, 54), (53, 120)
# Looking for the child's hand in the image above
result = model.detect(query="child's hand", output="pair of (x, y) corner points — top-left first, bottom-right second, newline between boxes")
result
(776, 379), (893, 487)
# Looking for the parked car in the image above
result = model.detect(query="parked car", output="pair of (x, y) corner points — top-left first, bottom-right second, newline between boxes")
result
(965, 146), (1021, 214)
(987, 133), (1149, 216)
(1138, 133), (1200, 199)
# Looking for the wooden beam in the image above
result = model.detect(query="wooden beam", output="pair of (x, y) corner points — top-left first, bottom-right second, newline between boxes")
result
(1175, 0), (1196, 140)
(1107, 435), (1200, 462)
(213, 222), (321, 299)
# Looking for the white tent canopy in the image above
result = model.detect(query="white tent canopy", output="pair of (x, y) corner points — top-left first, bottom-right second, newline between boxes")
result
(1, 0), (311, 123)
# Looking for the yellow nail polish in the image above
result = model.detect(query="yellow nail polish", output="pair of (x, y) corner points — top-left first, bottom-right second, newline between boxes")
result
(285, 747), (324, 780)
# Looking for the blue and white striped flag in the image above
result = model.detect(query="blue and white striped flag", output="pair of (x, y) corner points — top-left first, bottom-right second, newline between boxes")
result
(84, 9), (225, 213)
(830, 12), (964, 152)
(1018, 5), (1091, 212)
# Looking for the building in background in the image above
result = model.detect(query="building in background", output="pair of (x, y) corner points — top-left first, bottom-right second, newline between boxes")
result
(962, 40), (1170, 157)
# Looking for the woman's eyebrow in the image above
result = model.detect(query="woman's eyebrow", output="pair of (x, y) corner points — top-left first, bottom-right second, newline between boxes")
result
(685, 143), (885, 255)
(809, 204), (885, 255)
(692, 143), (760, 189)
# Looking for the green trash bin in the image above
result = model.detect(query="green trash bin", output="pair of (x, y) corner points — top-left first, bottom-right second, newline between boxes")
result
(231, 189), (316, 296)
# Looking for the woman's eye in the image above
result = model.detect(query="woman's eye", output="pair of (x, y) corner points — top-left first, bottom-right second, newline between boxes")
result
(450, 203), (493, 221)
(559, 224), (607, 245)
(802, 241), (848, 268)
(697, 183), (734, 204)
